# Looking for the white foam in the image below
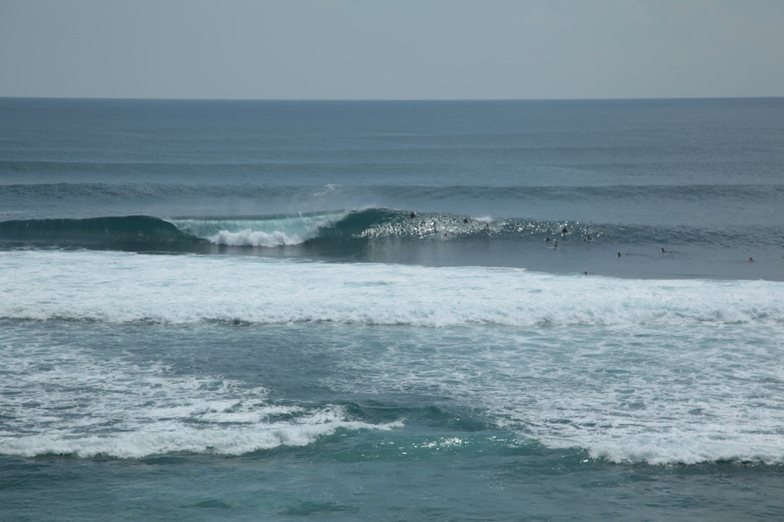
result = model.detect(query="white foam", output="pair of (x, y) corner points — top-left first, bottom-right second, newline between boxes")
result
(322, 321), (784, 465)
(0, 249), (781, 327)
(3, 250), (783, 463)
(172, 212), (345, 247)
(211, 228), (304, 247)
(0, 340), (401, 458)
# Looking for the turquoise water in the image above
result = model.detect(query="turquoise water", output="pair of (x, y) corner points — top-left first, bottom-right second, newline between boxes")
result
(1, 98), (783, 520)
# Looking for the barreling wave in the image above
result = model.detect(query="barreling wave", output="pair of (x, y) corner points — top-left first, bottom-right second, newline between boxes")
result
(0, 209), (513, 251)
(169, 208), (587, 247)
(171, 211), (349, 248)
(1, 207), (778, 284)
(0, 207), (772, 251)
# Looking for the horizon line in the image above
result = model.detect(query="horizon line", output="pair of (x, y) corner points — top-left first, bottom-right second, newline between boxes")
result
(2, 95), (782, 103)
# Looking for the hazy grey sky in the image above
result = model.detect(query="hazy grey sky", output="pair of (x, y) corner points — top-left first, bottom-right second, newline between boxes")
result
(2, 0), (783, 99)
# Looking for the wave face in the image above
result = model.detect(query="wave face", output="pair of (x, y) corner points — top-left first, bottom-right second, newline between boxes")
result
(0, 215), (204, 250)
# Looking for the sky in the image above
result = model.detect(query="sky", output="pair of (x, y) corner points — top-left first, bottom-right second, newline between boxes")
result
(1, 0), (783, 100)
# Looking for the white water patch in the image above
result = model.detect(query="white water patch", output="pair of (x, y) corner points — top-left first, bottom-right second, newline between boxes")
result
(502, 326), (784, 465)
(211, 228), (304, 247)
(0, 249), (781, 327)
(0, 338), (400, 458)
(323, 323), (784, 466)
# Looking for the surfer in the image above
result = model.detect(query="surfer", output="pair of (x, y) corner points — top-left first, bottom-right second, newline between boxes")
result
(410, 211), (416, 220)
(661, 247), (671, 253)
(749, 257), (755, 262)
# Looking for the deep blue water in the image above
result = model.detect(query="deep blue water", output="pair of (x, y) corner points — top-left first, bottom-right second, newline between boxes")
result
(1, 98), (783, 520)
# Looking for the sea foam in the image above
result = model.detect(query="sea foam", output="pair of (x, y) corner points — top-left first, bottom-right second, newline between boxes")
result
(0, 339), (401, 458)
(0, 249), (781, 327)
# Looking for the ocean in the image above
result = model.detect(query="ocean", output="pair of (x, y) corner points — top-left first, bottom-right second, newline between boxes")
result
(0, 97), (783, 520)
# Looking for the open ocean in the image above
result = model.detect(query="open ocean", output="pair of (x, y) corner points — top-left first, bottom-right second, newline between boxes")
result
(1, 97), (783, 520)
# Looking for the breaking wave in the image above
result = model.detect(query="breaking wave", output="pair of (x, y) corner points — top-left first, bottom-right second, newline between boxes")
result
(1, 208), (762, 251)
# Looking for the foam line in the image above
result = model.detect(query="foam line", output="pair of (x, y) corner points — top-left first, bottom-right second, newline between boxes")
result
(1, 249), (781, 327)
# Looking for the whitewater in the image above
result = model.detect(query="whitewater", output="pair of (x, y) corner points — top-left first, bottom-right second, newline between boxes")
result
(2, 249), (781, 327)
(2, 248), (783, 470)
